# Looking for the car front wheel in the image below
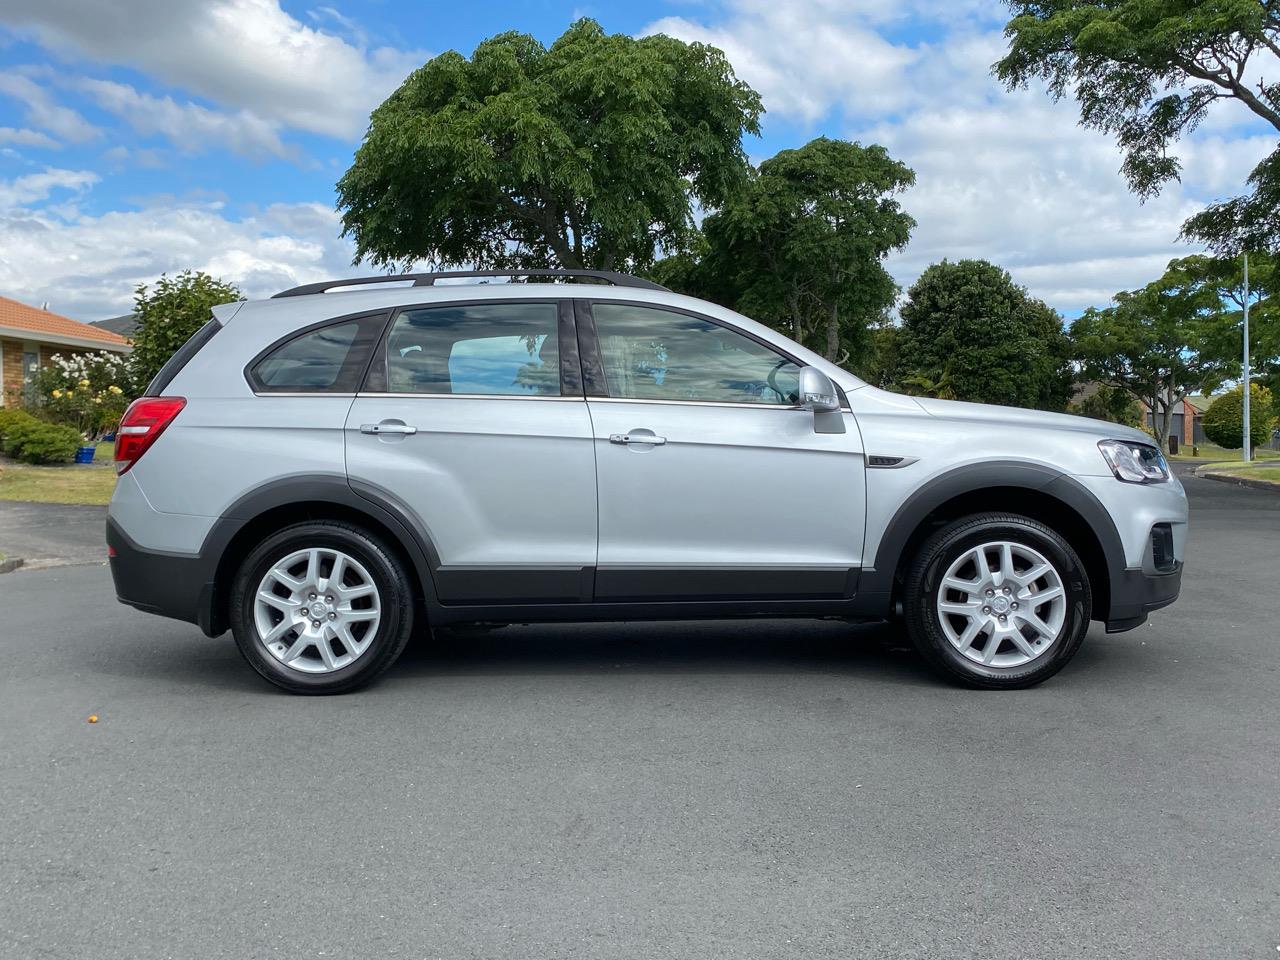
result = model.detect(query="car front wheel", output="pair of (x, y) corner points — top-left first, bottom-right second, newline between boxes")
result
(902, 512), (1092, 689)
(229, 521), (414, 694)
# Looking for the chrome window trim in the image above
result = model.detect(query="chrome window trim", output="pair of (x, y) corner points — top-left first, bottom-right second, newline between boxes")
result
(253, 391), (358, 398)
(584, 395), (853, 413)
(355, 392), (585, 402)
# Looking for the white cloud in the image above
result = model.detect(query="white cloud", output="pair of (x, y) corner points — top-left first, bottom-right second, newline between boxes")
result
(0, 0), (423, 140)
(78, 79), (289, 159)
(0, 167), (97, 208)
(0, 175), (355, 318)
(0, 73), (99, 142)
(0, 126), (59, 148)
(642, 3), (1278, 313)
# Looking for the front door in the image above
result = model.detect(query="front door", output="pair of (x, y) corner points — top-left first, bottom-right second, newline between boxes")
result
(580, 301), (866, 603)
(345, 300), (597, 605)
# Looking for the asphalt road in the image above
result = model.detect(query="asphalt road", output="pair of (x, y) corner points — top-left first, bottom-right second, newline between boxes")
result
(1, 470), (1277, 960)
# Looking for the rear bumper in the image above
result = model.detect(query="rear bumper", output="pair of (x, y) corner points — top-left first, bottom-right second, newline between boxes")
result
(1104, 562), (1182, 633)
(106, 519), (222, 636)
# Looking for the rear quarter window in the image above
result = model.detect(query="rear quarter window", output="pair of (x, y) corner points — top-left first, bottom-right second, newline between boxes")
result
(247, 313), (387, 393)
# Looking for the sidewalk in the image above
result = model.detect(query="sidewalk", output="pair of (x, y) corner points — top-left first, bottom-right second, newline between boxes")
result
(0, 501), (107, 569)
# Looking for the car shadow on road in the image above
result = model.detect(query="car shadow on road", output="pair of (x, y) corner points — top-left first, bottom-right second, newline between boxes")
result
(390, 618), (942, 688)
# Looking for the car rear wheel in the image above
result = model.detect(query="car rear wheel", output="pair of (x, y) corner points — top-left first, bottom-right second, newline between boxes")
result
(230, 521), (414, 694)
(902, 513), (1092, 689)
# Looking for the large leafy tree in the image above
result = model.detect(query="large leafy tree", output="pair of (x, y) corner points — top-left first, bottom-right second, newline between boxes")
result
(1162, 252), (1280, 393)
(894, 260), (1074, 410)
(656, 137), (915, 363)
(995, 0), (1280, 253)
(1071, 262), (1234, 450)
(337, 19), (762, 273)
(130, 271), (242, 390)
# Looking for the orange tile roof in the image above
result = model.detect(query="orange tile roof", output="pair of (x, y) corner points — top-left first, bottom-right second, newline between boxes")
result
(0, 294), (130, 349)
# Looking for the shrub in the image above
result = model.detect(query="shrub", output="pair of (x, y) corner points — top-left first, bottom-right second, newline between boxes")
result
(28, 350), (134, 438)
(0, 407), (39, 442)
(1202, 383), (1277, 449)
(1, 418), (83, 464)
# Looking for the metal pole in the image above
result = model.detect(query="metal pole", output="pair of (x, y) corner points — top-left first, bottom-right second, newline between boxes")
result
(1243, 252), (1252, 462)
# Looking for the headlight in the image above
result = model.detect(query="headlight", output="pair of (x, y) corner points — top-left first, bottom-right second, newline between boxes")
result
(1098, 439), (1169, 484)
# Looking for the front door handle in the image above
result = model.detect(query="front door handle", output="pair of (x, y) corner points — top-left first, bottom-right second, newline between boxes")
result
(361, 421), (417, 435)
(609, 432), (666, 446)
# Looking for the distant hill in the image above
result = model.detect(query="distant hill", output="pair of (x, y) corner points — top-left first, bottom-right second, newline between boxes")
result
(91, 314), (138, 338)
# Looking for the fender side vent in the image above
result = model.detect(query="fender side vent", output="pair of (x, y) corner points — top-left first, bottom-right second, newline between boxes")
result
(869, 455), (912, 468)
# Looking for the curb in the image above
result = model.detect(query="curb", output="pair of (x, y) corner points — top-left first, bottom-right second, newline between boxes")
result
(1194, 469), (1280, 494)
(0, 556), (25, 575)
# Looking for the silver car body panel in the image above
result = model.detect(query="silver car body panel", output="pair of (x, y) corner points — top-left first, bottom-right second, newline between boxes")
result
(108, 281), (1188, 634)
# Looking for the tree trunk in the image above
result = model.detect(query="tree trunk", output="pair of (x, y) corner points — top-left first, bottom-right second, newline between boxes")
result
(825, 302), (839, 362)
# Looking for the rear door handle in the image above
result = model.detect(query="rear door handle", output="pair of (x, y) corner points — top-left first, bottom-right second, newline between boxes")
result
(360, 422), (417, 435)
(609, 433), (666, 446)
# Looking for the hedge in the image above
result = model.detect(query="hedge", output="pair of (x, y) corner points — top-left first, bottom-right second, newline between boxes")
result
(1202, 384), (1277, 449)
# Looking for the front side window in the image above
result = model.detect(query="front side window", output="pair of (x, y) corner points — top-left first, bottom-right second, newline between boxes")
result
(384, 302), (560, 396)
(591, 303), (800, 405)
(251, 315), (384, 392)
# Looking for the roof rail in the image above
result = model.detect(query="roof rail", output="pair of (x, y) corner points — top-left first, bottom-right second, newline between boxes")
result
(271, 269), (669, 298)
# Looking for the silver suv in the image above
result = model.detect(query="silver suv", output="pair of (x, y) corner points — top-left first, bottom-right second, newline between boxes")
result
(107, 270), (1187, 694)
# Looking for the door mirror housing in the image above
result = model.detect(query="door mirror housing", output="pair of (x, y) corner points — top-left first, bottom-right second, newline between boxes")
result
(799, 366), (840, 412)
(797, 366), (845, 434)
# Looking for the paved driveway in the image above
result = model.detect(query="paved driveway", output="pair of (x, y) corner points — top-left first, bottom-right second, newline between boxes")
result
(1, 472), (1276, 959)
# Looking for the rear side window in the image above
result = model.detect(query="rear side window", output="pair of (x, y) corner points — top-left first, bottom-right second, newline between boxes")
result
(380, 302), (560, 396)
(248, 314), (385, 393)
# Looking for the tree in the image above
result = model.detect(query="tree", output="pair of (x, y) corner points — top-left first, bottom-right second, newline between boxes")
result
(659, 137), (915, 362)
(995, 0), (1280, 253)
(894, 260), (1074, 410)
(1202, 382), (1277, 447)
(1071, 263), (1233, 451)
(1070, 385), (1143, 427)
(337, 19), (762, 273)
(1162, 252), (1280, 394)
(130, 271), (242, 389)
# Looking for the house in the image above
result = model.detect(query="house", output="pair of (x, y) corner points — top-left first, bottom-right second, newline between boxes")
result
(0, 295), (131, 407)
(1140, 394), (1212, 447)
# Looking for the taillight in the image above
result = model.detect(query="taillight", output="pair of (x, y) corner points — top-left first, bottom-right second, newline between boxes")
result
(115, 397), (186, 475)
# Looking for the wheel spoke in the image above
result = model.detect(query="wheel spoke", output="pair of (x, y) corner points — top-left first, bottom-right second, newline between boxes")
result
(270, 568), (305, 591)
(1026, 585), (1064, 605)
(262, 617), (297, 645)
(970, 546), (991, 581)
(1015, 562), (1052, 587)
(257, 590), (299, 613)
(315, 635), (338, 670)
(942, 575), (981, 595)
(981, 630), (1003, 664)
(997, 542), (1015, 586)
(281, 634), (312, 662)
(338, 582), (376, 601)
(343, 608), (379, 622)
(1009, 630), (1038, 658)
(304, 549), (320, 588)
(325, 554), (346, 593)
(1018, 610), (1054, 640)
(939, 600), (980, 616)
(954, 618), (984, 652)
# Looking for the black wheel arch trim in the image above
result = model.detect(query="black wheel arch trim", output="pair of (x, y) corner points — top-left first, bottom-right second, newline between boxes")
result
(854, 461), (1128, 621)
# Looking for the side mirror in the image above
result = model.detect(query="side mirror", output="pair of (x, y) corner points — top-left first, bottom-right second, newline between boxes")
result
(799, 366), (840, 412)
(797, 366), (845, 434)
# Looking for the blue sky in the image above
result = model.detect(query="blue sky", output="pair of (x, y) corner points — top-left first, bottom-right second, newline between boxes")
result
(0, 0), (1274, 320)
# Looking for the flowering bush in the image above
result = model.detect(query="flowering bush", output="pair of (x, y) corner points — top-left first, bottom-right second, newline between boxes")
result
(27, 351), (135, 438)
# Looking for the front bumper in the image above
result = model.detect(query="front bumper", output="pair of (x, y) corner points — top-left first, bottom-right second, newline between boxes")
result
(1104, 562), (1182, 633)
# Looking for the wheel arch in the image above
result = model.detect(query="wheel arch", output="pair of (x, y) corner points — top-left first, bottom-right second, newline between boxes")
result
(859, 462), (1125, 623)
(202, 475), (440, 636)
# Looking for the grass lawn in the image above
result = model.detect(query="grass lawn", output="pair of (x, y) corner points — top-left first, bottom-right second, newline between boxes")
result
(1169, 443), (1280, 462)
(0, 461), (117, 505)
(1197, 461), (1280, 486)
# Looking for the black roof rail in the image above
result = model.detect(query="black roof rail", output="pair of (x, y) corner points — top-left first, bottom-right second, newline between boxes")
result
(271, 269), (669, 298)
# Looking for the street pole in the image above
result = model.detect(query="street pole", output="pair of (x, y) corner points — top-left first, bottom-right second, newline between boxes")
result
(1243, 252), (1252, 463)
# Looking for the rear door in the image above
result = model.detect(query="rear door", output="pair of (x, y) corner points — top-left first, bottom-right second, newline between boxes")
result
(579, 300), (866, 603)
(344, 299), (597, 605)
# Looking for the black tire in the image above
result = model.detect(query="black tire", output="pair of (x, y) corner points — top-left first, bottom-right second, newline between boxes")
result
(230, 521), (415, 695)
(902, 513), (1092, 689)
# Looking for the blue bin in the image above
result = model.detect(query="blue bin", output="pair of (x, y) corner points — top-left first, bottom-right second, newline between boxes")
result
(75, 445), (96, 464)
